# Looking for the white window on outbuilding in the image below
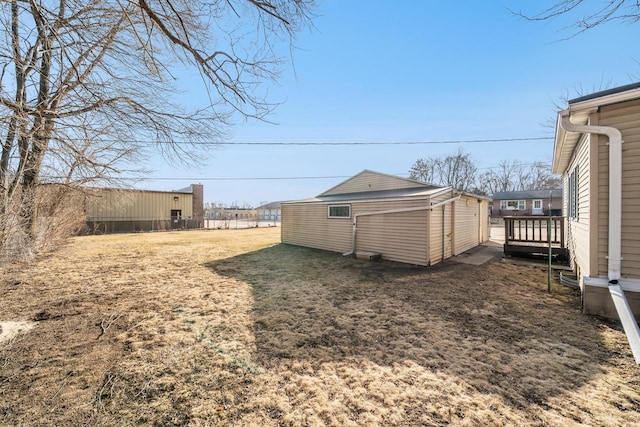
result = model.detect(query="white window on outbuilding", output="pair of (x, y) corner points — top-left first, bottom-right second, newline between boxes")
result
(328, 204), (351, 218)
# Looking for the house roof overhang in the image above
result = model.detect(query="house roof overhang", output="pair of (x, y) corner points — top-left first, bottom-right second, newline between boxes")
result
(552, 83), (640, 175)
(552, 108), (592, 175)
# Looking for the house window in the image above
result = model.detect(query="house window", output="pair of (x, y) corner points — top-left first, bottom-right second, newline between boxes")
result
(533, 200), (542, 210)
(328, 204), (351, 218)
(500, 200), (525, 211)
(568, 165), (579, 219)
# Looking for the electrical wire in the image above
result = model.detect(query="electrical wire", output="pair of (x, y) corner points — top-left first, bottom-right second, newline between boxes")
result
(40, 136), (553, 145)
(186, 137), (554, 146)
(63, 162), (552, 182)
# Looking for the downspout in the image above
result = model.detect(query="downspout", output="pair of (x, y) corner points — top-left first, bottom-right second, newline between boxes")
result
(478, 200), (482, 245)
(560, 112), (640, 363)
(441, 204), (445, 261)
(344, 195), (461, 257)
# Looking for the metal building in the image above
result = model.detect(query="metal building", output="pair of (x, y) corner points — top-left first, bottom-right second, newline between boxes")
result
(85, 184), (204, 233)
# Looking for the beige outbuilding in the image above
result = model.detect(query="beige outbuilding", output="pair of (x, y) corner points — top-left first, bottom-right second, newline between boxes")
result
(281, 170), (490, 266)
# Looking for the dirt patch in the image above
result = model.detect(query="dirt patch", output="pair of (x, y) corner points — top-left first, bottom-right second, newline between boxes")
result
(0, 228), (638, 426)
(0, 321), (35, 344)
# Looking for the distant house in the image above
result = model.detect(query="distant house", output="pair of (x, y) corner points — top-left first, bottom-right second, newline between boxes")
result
(281, 170), (490, 266)
(256, 201), (282, 224)
(85, 184), (204, 233)
(207, 206), (257, 220)
(552, 82), (640, 320)
(490, 189), (563, 217)
(203, 205), (259, 229)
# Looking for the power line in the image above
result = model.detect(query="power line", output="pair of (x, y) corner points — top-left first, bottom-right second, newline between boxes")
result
(63, 162), (552, 182)
(202, 137), (554, 146)
(106, 175), (355, 181)
(43, 136), (553, 146)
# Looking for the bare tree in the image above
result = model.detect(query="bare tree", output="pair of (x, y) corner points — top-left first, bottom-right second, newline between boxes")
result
(410, 151), (560, 197)
(0, 0), (315, 259)
(515, 161), (562, 191)
(478, 160), (560, 194)
(512, 1), (640, 37)
(439, 148), (478, 192)
(477, 160), (519, 194)
(409, 148), (478, 192)
(408, 157), (440, 184)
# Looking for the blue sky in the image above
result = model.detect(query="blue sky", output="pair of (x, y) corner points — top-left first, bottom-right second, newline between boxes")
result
(141, 1), (640, 206)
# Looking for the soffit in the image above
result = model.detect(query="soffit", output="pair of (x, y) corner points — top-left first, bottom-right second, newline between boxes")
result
(552, 84), (640, 174)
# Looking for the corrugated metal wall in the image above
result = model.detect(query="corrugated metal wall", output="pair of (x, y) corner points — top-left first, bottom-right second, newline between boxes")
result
(85, 189), (193, 221)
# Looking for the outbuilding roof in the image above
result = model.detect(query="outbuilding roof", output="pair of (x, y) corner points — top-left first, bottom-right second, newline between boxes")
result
(318, 169), (438, 197)
(284, 170), (491, 204)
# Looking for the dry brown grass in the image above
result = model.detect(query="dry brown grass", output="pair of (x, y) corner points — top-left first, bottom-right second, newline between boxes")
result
(0, 227), (639, 426)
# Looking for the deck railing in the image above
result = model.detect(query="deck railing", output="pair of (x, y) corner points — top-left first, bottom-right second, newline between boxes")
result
(503, 216), (567, 258)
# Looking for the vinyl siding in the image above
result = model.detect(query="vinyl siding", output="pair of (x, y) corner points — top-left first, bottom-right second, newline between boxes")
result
(282, 198), (436, 261)
(444, 202), (453, 259)
(479, 200), (489, 242)
(429, 204), (445, 264)
(351, 199), (434, 215)
(85, 189), (193, 221)
(281, 203), (353, 253)
(428, 191), (457, 264)
(356, 210), (428, 265)
(598, 99), (640, 278)
(565, 133), (591, 276)
(453, 197), (480, 255)
(320, 170), (426, 196)
(282, 188), (487, 266)
(429, 202), (454, 264)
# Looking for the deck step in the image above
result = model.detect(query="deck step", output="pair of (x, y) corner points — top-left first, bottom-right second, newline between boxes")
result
(355, 251), (382, 261)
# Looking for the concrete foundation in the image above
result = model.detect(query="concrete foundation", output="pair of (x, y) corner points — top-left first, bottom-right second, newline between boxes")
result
(583, 285), (640, 321)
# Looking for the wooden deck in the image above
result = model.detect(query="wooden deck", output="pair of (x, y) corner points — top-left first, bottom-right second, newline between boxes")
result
(503, 216), (568, 259)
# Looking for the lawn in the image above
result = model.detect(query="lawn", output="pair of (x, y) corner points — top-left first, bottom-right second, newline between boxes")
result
(1, 228), (639, 426)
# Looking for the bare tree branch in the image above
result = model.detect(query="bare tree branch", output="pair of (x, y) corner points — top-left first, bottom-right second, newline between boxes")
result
(0, 0), (316, 260)
(511, 0), (640, 38)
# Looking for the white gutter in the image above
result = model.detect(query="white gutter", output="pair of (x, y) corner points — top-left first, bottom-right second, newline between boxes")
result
(344, 195), (461, 257)
(560, 112), (640, 364)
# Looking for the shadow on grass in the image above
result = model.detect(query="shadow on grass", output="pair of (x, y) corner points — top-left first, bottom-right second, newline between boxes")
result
(206, 243), (610, 408)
